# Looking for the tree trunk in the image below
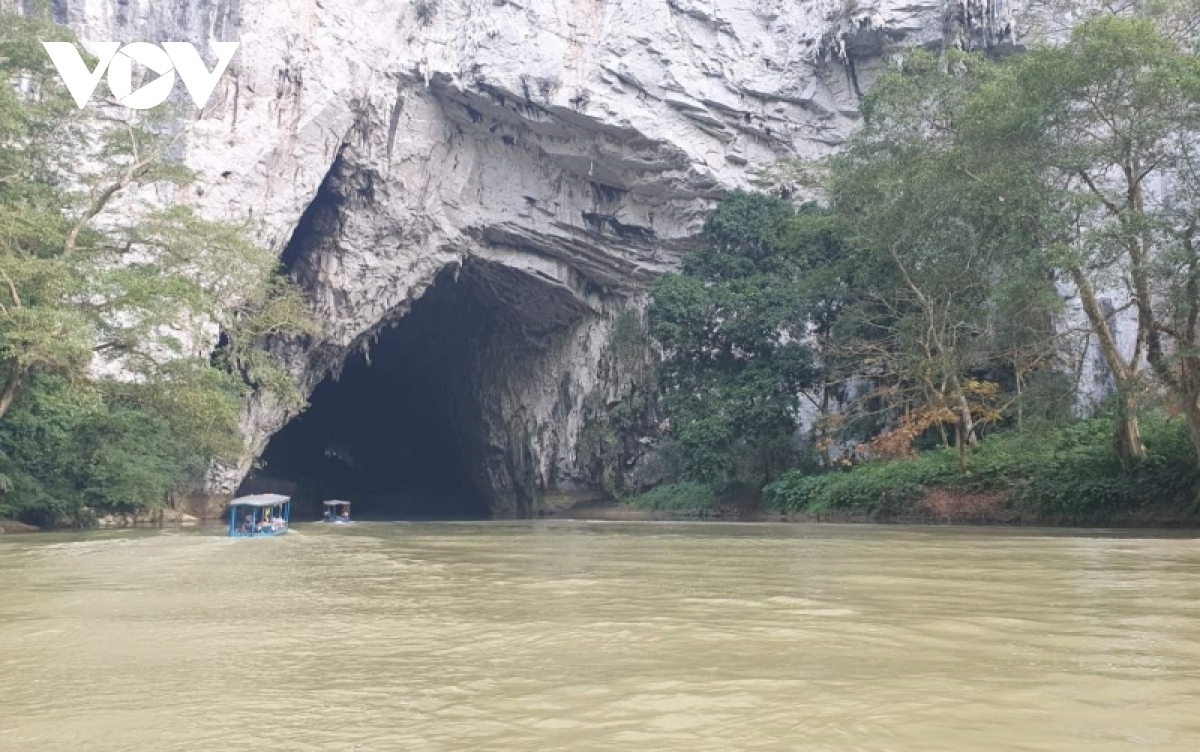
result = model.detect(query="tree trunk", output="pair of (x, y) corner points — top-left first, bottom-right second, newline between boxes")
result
(1071, 268), (1145, 463)
(1115, 387), (1146, 466)
(818, 388), (832, 466)
(0, 371), (21, 422)
(1015, 365), (1024, 432)
(958, 393), (978, 446)
(1186, 401), (1200, 464)
(1182, 393), (1200, 511)
(955, 421), (967, 473)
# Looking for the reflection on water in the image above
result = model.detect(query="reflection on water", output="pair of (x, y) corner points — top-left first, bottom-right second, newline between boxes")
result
(1, 522), (1199, 751)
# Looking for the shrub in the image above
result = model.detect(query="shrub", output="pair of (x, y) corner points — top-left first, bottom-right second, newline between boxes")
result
(0, 374), (244, 527)
(765, 455), (954, 516)
(625, 482), (720, 518)
(764, 413), (1200, 522)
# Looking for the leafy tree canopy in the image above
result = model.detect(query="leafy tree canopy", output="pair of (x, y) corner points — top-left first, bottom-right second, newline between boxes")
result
(0, 7), (315, 525)
(649, 193), (846, 485)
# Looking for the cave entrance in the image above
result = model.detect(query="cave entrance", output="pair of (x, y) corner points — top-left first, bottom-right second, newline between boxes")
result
(247, 266), (495, 521)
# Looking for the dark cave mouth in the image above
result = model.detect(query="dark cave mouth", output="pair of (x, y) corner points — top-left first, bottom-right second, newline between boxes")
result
(244, 266), (496, 522)
(250, 146), (596, 520)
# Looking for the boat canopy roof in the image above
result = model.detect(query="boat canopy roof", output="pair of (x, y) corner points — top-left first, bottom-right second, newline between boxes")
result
(231, 494), (291, 508)
(323, 500), (351, 506)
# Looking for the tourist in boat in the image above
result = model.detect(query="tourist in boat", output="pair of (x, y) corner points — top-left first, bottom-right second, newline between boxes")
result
(228, 494), (291, 538)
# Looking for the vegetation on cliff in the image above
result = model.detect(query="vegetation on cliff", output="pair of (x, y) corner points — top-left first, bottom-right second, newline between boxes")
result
(0, 8), (312, 527)
(646, 13), (1200, 523)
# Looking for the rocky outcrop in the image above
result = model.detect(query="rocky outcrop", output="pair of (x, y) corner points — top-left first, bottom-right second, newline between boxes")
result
(95, 509), (199, 528)
(0, 519), (40, 533)
(53, 0), (1036, 515)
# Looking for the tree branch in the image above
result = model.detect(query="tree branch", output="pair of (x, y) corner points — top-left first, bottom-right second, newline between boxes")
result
(1075, 169), (1126, 219)
(0, 266), (22, 309)
(62, 157), (154, 257)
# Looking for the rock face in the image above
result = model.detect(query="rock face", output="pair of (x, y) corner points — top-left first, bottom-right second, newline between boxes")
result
(54, 0), (1035, 515)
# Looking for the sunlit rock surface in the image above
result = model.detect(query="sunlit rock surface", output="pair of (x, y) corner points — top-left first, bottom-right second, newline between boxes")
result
(55, 0), (1043, 514)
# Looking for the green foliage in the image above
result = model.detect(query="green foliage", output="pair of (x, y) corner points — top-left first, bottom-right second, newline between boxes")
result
(765, 458), (943, 517)
(641, 14), (1200, 516)
(958, 15), (1200, 463)
(649, 193), (839, 485)
(624, 481), (720, 518)
(0, 8), (315, 525)
(0, 373), (244, 526)
(610, 309), (647, 364)
(765, 412), (1200, 522)
(828, 46), (1063, 459)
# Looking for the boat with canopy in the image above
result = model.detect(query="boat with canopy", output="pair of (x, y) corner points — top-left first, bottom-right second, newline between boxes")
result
(229, 494), (291, 537)
(322, 500), (351, 523)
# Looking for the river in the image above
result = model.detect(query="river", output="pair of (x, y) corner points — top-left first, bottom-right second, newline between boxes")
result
(1, 522), (1198, 750)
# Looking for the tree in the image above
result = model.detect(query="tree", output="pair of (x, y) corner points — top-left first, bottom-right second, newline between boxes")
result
(966, 16), (1200, 464)
(0, 7), (314, 523)
(827, 49), (1062, 469)
(648, 193), (828, 486)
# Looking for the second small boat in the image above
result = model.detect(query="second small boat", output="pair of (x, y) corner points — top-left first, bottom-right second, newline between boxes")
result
(322, 500), (351, 523)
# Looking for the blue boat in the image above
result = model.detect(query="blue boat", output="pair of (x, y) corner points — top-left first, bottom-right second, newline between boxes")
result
(229, 494), (291, 537)
(322, 500), (351, 524)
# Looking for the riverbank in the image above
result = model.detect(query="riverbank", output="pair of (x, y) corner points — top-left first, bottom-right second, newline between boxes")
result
(0, 518), (39, 533)
(545, 495), (1200, 528)
(594, 413), (1200, 528)
(95, 509), (200, 528)
(1, 509), (201, 533)
(8, 500), (1200, 530)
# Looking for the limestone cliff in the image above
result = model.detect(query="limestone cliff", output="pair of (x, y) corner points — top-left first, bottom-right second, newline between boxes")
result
(54, 0), (1041, 515)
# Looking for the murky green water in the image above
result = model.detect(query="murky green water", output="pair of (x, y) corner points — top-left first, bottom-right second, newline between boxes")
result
(2, 522), (1199, 750)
